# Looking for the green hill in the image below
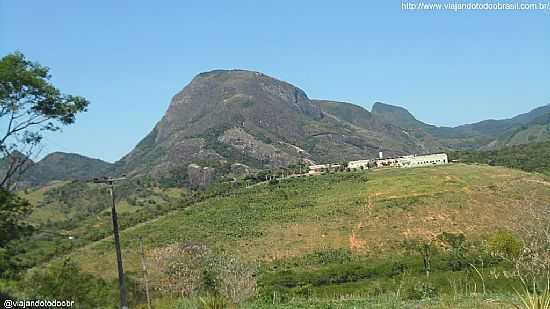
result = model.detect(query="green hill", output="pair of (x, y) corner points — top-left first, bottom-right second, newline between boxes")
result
(450, 141), (550, 176)
(48, 163), (550, 308)
(9, 178), (187, 274)
(0, 152), (113, 189)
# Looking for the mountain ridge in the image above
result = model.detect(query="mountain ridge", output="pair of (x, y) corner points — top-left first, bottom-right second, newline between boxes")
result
(5, 69), (550, 187)
(1, 151), (113, 188)
(113, 69), (437, 183)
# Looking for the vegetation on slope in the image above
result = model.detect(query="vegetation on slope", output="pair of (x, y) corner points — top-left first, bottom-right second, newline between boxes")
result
(450, 141), (550, 176)
(38, 164), (549, 308)
(2, 177), (187, 276)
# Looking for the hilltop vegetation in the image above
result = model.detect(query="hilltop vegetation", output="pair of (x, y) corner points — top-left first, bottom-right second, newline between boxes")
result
(450, 141), (550, 176)
(19, 164), (545, 308)
(17, 152), (113, 188)
(0, 177), (186, 277)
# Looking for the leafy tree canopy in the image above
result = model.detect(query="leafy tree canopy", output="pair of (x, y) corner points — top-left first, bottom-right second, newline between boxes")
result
(0, 51), (89, 188)
(0, 188), (32, 248)
(0, 188), (33, 278)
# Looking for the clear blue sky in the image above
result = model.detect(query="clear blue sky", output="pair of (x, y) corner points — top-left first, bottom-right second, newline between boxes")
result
(1, 0), (548, 162)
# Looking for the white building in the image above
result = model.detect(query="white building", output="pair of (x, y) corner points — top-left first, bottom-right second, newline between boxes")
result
(375, 158), (400, 168)
(348, 160), (371, 170)
(396, 153), (448, 168)
(309, 164), (327, 173)
(308, 163), (342, 174)
(307, 153), (448, 176)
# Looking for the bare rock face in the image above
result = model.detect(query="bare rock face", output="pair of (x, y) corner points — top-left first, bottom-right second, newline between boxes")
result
(158, 70), (323, 144)
(187, 164), (216, 188)
(115, 70), (328, 178)
(115, 69), (444, 184)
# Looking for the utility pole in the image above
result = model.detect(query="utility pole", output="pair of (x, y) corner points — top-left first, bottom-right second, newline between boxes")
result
(94, 176), (129, 309)
(139, 236), (152, 309)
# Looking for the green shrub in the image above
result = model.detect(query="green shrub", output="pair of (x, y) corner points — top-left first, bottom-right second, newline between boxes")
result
(304, 249), (353, 265)
(405, 282), (438, 300)
(22, 258), (114, 308)
(198, 295), (229, 309)
(488, 230), (523, 259)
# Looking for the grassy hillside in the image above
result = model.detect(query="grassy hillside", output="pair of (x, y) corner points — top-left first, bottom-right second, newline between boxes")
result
(20, 178), (187, 225)
(10, 178), (187, 273)
(54, 164), (550, 307)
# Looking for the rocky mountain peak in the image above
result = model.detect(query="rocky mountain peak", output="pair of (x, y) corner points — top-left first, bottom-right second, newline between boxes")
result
(371, 102), (430, 130)
(152, 69), (322, 145)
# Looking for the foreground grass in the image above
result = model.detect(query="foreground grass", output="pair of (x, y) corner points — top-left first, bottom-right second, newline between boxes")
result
(144, 293), (520, 308)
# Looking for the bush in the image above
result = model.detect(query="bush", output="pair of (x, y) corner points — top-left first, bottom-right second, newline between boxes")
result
(488, 230), (522, 259)
(405, 282), (438, 300)
(198, 295), (229, 309)
(216, 256), (257, 304)
(438, 232), (469, 271)
(152, 243), (256, 304)
(304, 249), (353, 265)
(154, 242), (209, 297)
(22, 258), (114, 308)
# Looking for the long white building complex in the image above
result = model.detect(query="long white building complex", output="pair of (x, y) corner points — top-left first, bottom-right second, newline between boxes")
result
(374, 153), (449, 168)
(347, 160), (371, 169)
(308, 152), (448, 175)
(394, 153), (448, 168)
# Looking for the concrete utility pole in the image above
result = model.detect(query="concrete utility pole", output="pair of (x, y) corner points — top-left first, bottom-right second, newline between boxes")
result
(94, 176), (129, 309)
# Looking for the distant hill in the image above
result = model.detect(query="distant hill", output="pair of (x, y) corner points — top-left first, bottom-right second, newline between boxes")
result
(370, 100), (550, 150)
(449, 102), (550, 147)
(371, 101), (434, 130)
(5, 152), (113, 188)
(314, 100), (376, 128)
(314, 100), (444, 153)
(481, 108), (550, 148)
(462, 102), (550, 137)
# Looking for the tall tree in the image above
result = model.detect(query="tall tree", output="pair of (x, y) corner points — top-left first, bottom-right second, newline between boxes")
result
(0, 52), (89, 278)
(0, 51), (89, 189)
